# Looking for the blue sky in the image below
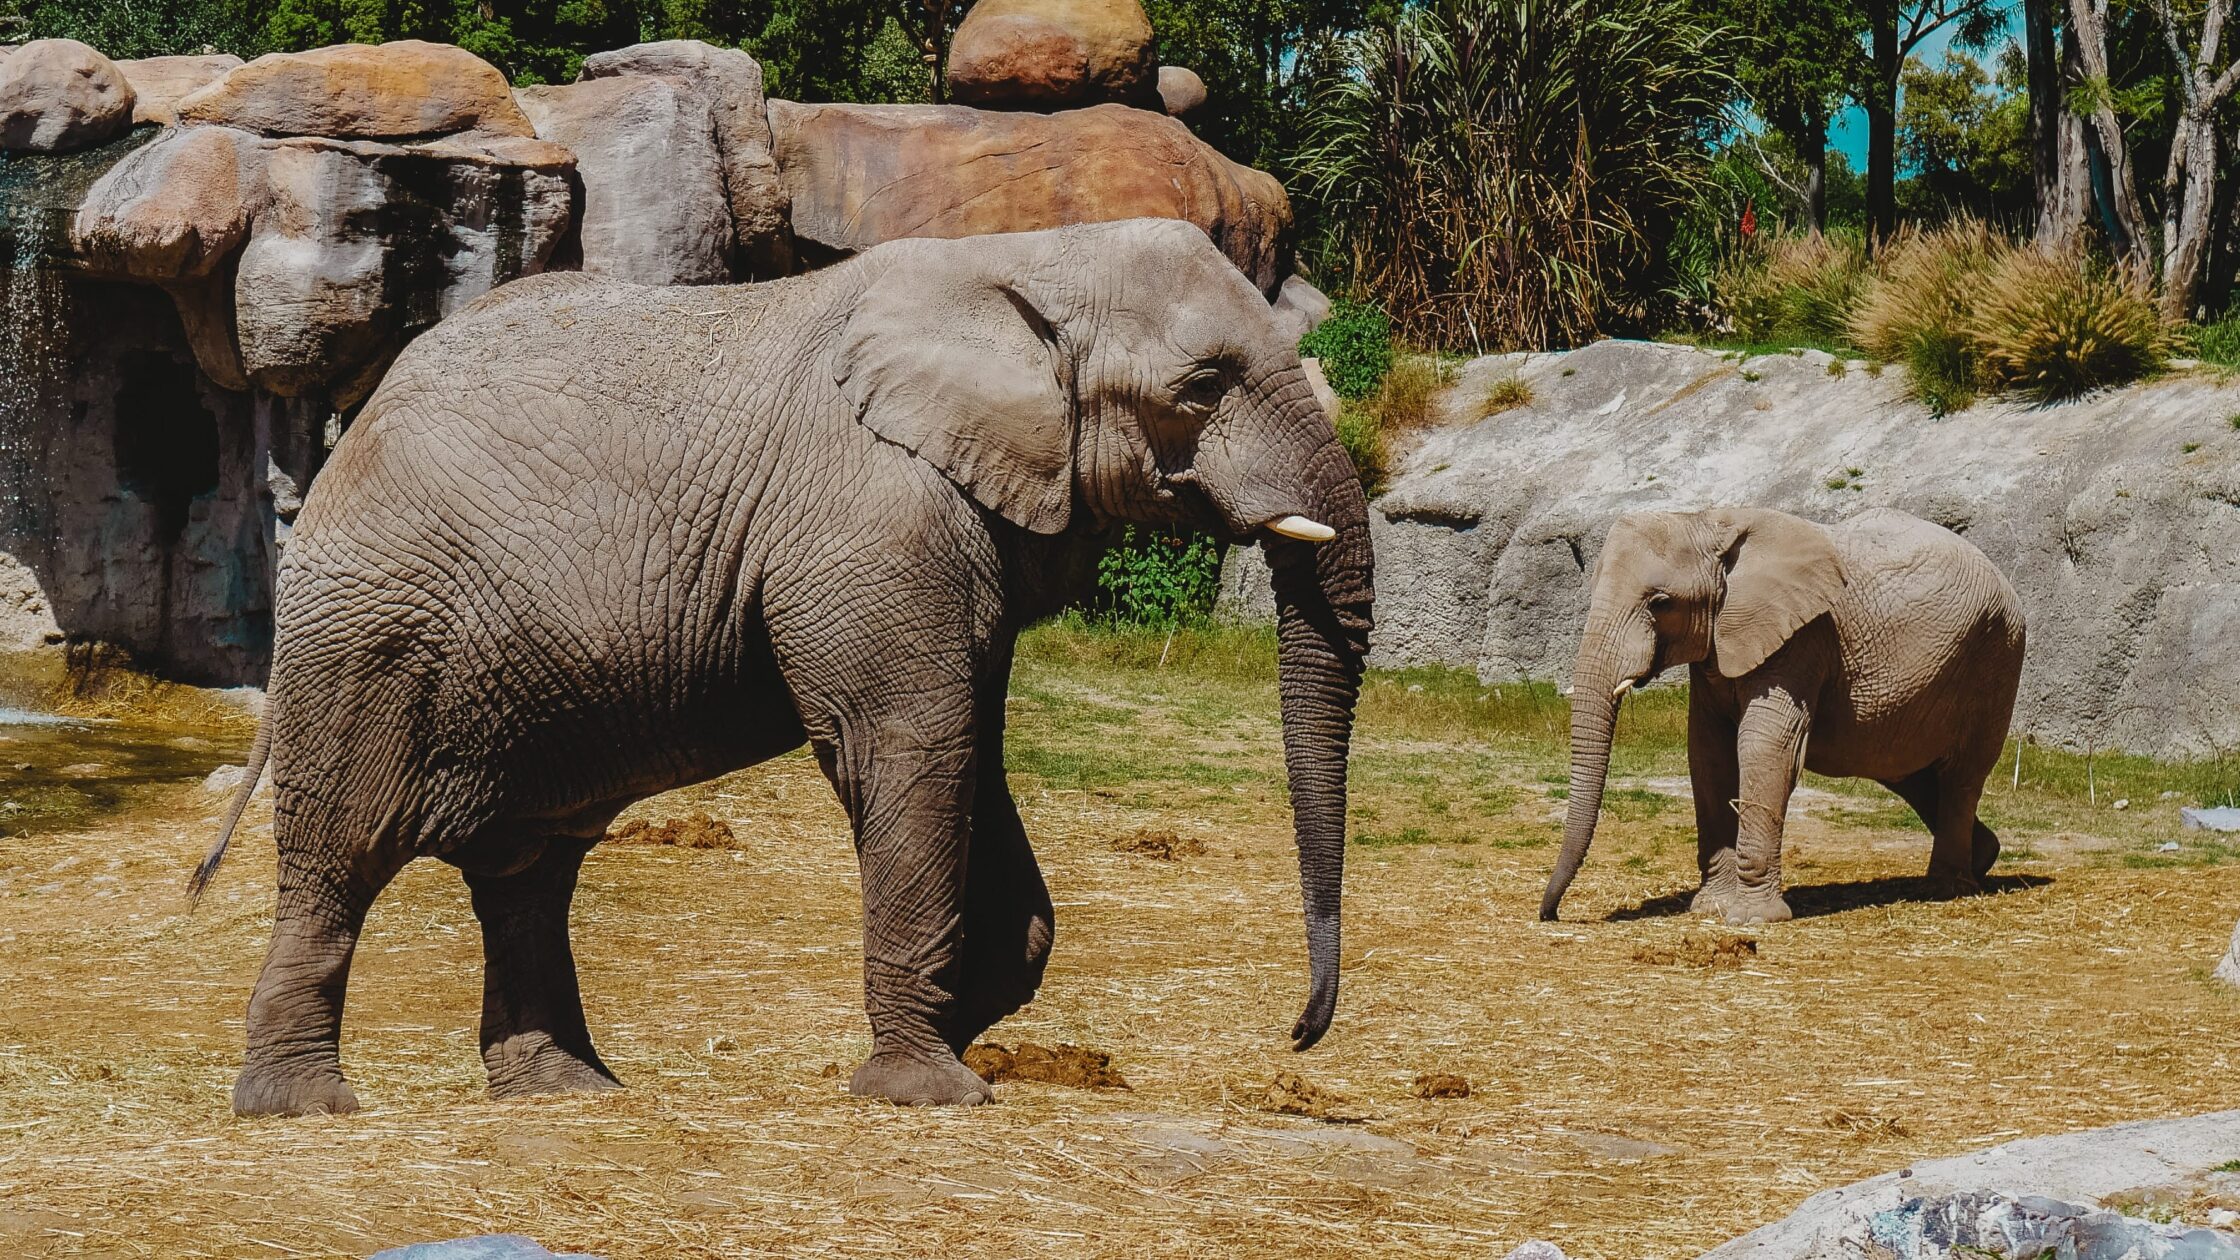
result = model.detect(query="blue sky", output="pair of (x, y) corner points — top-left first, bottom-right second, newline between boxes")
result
(1826, 2), (2022, 169)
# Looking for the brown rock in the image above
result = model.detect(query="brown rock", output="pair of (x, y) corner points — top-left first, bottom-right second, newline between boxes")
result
(176, 40), (533, 139)
(234, 132), (572, 402)
(516, 77), (733, 285)
(1156, 65), (1206, 117)
(74, 124), (268, 280)
(0, 39), (136, 153)
(116, 53), (242, 126)
(768, 101), (1291, 293)
(577, 39), (791, 277)
(947, 0), (1156, 108)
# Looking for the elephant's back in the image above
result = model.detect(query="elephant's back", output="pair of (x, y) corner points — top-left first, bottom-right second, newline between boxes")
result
(1835, 508), (2024, 646)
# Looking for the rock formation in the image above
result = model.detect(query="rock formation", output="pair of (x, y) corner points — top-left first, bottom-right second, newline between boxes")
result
(1222, 339), (2240, 760)
(946, 0), (1158, 109)
(1156, 65), (1207, 117)
(0, 28), (1305, 682)
(0, 39), (135, 153)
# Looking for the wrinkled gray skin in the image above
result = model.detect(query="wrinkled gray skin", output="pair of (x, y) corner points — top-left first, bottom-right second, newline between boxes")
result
(1541, 507), (2024, 925)
(208, 220), (1373, 1116)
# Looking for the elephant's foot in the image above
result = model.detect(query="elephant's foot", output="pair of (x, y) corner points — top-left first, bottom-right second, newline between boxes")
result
(232, 1057), (360, 1117)
(1688, 883), (1739, 917)
(1923, 870), (1984, 901)
(484, 1032), (622, 1100)
(1970, 828), (2001, 879)
(1720, 890), (1794, 925)
(850, 1048), (994, 1106)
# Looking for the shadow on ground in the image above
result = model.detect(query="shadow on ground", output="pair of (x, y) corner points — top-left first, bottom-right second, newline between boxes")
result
(1608, 874), (2055, 921)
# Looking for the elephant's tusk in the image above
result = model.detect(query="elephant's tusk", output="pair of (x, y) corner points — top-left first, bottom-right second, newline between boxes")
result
(1267, 515), (1337, 543)
(1611, 679), (1635, 699)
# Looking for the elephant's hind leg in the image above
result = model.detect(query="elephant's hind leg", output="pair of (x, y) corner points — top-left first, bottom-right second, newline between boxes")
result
(463, 838), (622, 1099)
(234, 810), (409, 1117)
(1886, 765), (1993, 896)
(942, 732), (1056, 1055)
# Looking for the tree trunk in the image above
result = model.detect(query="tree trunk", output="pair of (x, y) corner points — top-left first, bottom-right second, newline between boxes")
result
(1867, 0), (1899, 246)
(2026, 0), (2063, 231)
(2067, 0), (2150, 271)
(1802, 108), (1829, 234)
(2163, 109), (2220, 320)
(2039, 24), (2097, 250)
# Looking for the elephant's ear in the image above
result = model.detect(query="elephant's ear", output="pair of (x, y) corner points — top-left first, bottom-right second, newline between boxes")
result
(1709, 508), (1845, 677)
(834, 246), (1073, 535)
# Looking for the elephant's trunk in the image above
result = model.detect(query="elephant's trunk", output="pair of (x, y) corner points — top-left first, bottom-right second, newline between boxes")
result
(1541, 627), (1626, 922)
(1266, 439), (1373, 1051)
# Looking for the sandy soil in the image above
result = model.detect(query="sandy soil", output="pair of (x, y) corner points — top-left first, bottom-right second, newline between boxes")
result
(1, 652), (2235, 1259)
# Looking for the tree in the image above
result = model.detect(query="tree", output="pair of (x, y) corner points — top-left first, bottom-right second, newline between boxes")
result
(1696, 0), (1861, 231)
(1144, 0), (1391, 170)
(1859, 0), (2003, 244)
(1896, 49), (2032, 225)
(2144, 0), (2240, 319)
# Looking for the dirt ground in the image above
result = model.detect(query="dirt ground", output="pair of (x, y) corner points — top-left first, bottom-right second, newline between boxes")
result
(2, 627), (2236, 1259)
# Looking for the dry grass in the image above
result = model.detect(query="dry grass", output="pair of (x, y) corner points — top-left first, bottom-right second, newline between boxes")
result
(1727, 232), (1870, 349)
(2, 627), (2237, 1259)
(1968, 246), (2172, 402)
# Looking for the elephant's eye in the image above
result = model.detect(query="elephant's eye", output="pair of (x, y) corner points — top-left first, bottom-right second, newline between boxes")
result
(1647, 592), (1671, 609)
(1176, 369), (1228, 412)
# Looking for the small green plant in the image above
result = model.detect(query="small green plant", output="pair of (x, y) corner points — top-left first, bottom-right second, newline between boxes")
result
(1299, 299), (1393, 400)
(2184, 442), (2202, 453)
(1482, 375), (1534, 416)
(1741, 369), (1762, 382)
(2192, 312), (2240, 367)
(1093, 527), (1223, 627)
(2230, 413), (2240, 430)
(1334, 402), (1387, 491)
(1826, 475), (1850, 490)
(1826, 359), (1847, 378)
(2213, 1159), (2240, 1173)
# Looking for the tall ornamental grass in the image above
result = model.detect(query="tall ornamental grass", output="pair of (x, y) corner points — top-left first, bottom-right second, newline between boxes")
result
(1848, 222), (2000, 415)
(1967, 248), (2172, 403)
(1727, 232), (1869, 349)
(1293, 0), (1732, 352)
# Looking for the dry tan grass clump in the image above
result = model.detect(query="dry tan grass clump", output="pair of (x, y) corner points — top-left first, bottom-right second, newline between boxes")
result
(1967, 247), (2172, 402)
(1411, 1072), (1472, 1100)
(1633, 933), (1758, 970)
(963, 1042), (1131, 1090)
(1729, 232), (1869, 346)
(605, 811), (739, 848)
(1826, 1109), (1912, 1141)
(1479, 374), (1534, 419)
(1847, 221), (1999, 415)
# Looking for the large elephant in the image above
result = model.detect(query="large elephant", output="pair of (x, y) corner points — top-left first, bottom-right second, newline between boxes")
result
(1540, 506), (2024, 925)
(194, 219), (1374, 1116)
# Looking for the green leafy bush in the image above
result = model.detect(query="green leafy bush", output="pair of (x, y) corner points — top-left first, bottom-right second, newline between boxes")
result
(2186, 311), (2240, 368)
(1094, 528), (1225, 627)
(1299, 299), (1394, 399)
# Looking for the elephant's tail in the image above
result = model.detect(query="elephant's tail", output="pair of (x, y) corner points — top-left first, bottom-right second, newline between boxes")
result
(188, 717), (272, 903)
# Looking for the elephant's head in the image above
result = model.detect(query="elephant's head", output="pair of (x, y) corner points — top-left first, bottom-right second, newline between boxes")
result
(832, 219), (1373, 1049)
(1539, 507), (1842, 921)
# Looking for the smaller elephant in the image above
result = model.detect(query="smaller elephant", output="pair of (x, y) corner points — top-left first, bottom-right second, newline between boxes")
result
(1541, 506), (2026, 925)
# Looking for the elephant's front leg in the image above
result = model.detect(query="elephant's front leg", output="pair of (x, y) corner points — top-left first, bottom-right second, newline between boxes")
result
(1727, 679), (1815, 925)
(462, 838), (622, 1099)
(1686, 684), (1742, 918)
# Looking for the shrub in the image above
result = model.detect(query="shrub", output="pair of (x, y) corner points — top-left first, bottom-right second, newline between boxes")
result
(1333, 403), (1388, 491)
(1299, 299), (1394, 400)
(1094, 528), (1224, 627)
(1294, 0), (1734, 351)
(1967, 248), (2170, 402)
(1377, 355), (1448, 430)
(1480, 374), (1534, 417)
(2185, 310), (2240, 368)
(1724, 231), (1868, 348)
(1849, 221), (1998, 415)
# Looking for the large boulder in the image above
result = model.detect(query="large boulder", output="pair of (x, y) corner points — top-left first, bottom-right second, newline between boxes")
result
(1156, 65), (1207, 117)
(946, 0), (1157, 108)
(116, 53), (242, 126)
(1270, 274), (1332, 344)
(0, 39), (136, 153)
(233, 133), (573, 402)
(515, 76), (732, 285)
(175, 40), (533, 139)
(577, 39), (790, 277)
(74, 124), (269, 281)
(768, 101), (1291, 292)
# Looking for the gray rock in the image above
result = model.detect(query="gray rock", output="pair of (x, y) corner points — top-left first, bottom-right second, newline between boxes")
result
(1221, 339), (2240, 760)
(2182, 806), (2240, 832)
(1271, 274), (1332, 344)
(233, 133), (573, 403)
(1503, 1244), (1570, 1260)
(516, 76), (732, 286)
(1700, 1109), (2240, 1259)
(1156, 65), (1207, 116)
(577, 39), (791, 278)
(0, 39), (136, 154)
(2218, 917), (2240, 990)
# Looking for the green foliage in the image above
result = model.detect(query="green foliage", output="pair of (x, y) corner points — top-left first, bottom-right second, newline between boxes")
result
(8, 0), (270, 59)
(1142, 0), (1390, 172)
(1093, 527), (1225, 628)
(1294, 0), (1734, 351)
(1895, 48), (2032, 228)
(2189, 311), (2240, 368)
(1298, 298), (1393, 400)
(1721, 230), (1868, 349)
